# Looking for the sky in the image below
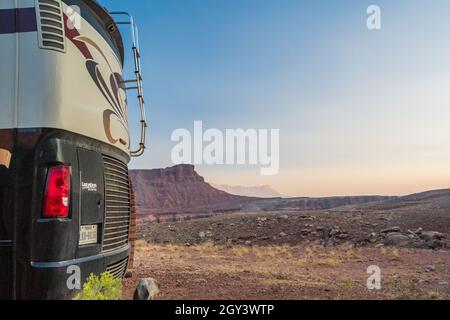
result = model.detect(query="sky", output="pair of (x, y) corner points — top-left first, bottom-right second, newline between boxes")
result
(100, 0), (450, 197)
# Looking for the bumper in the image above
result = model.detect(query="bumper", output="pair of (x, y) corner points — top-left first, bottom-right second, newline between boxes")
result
(22, 245), (129, 300)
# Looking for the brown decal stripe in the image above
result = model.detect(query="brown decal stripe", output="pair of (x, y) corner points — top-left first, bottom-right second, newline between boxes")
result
(62, 12), (129, 147)
(63, 14), (93, 59)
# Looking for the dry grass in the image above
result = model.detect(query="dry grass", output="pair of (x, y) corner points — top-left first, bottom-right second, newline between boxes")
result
(391, 247), (400, 259)
(125, 241), (450, 300)
(134, 242), (366, 289)
(428, 291), (442, 300)
(341, 276), (354, 289)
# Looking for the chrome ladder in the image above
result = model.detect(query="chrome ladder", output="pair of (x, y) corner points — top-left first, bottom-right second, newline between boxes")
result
(110, 12), (147, 157)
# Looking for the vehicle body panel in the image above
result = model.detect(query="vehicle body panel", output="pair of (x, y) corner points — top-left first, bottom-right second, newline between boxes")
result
(0, 0), (133, 299)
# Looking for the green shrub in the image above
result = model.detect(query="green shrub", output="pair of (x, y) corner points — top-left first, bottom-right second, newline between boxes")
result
(74, 272), (122, 300)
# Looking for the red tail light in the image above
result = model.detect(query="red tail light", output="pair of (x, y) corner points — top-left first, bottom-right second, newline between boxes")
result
(43, 165), (71, 218)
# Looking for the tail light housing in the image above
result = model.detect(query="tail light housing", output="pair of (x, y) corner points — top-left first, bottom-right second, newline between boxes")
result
(43, 165), (71, 218)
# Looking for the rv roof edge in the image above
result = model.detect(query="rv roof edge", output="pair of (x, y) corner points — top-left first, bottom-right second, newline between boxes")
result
(80, 0), (125, 65)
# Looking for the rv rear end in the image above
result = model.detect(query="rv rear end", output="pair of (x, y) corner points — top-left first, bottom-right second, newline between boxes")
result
(0, 0), (145, 299)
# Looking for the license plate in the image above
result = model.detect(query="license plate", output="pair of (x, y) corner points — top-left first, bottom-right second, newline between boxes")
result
(79, 225), (98, 245)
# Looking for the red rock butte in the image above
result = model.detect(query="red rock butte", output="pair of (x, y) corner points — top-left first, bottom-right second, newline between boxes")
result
(129, 165), (254, 218)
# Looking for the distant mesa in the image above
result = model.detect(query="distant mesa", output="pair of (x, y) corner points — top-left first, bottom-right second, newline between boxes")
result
(210, 183), (284, 198)
(129, 165), (254, 218)
(129, 164), (397, 221)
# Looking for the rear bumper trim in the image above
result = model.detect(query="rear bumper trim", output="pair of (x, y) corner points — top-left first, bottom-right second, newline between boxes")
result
(30, 244), (129, 269)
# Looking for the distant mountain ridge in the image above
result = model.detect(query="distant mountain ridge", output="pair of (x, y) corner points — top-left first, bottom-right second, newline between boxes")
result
(401, 188), (450, 201)
(357, 188), (450, 211)
(211, 183), (284, 198)
(129, 165), (399, 218)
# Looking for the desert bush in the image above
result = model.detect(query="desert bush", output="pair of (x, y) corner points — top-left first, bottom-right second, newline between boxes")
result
(74, 272), (122, 300)
(428, 291), (441, 300)
(341, 276), (354, 289)
(391, 247), (400, 258)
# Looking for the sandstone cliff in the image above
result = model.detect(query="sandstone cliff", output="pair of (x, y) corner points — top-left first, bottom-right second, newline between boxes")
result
(129, 165), (253, 217)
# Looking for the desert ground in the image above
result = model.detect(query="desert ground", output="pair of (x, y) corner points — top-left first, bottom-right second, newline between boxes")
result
(123, 193), (450, 300)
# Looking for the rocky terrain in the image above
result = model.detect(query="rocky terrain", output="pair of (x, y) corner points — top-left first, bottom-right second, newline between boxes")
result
(136, 197), (450, 250)
(125, 166), (450, 300)
(124, 188), (450, 300)
(124, 242), (450, 300)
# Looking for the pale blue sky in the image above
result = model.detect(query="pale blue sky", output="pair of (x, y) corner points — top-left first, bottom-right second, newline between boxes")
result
(100, 0), (450, 196)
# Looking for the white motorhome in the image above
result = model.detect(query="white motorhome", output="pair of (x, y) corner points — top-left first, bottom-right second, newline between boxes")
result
(0, 0), (147, 299)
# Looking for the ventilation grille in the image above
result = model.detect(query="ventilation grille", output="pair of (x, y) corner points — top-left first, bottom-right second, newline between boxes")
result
(106, 257), (128, 279)
(36, 0), (66, 52)
(102, 155), (131, 253)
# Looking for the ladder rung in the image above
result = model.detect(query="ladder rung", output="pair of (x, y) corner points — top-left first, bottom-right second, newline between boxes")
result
(122, 79), (138, 84)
